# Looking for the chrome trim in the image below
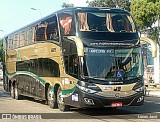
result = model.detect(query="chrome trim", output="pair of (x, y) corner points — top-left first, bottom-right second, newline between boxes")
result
(96, 90), (136, 98)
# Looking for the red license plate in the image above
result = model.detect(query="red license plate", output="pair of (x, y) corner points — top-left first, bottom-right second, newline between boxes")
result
(111, 102), (122, 107)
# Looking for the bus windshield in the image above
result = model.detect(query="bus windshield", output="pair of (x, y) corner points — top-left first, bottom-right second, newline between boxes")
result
(82, 47), (143, 80)
(76, 12), (136, 33)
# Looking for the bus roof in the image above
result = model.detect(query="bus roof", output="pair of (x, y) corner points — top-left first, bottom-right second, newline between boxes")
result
(4, 7), (129, 38)
(55, 7), (128, 13)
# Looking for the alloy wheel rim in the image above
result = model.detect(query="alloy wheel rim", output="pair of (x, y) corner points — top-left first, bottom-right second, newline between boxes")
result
(57, 91), (63, 107)
(48, 89), (53, 105)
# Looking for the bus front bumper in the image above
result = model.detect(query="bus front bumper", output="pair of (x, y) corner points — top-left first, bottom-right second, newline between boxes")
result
(66, 87), (144, 108)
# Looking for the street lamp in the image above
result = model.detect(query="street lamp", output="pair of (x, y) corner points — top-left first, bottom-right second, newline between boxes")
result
(31, 8), (42, 18)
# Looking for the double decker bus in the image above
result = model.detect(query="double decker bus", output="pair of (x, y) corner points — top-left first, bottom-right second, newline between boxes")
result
(3, 7), (145, 111)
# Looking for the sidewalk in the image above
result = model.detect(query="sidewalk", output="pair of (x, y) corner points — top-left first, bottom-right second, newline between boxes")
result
(145, 84), (160, 97)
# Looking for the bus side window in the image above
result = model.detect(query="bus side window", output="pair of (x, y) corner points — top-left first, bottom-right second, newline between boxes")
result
(28, 28), (35, 44)
(63, 39), (78, 78)
(19, 32), (25, 47)
(13, 35), (18, 49)
(64, 55), (78, 78)
(60, 16), (72, 35)
(49, 59), (60, 77)
(78, 13), (89, 31)
(35, 22), (48, 41)
(73, 57), (78, 74)
(46, 16), (59, 42)
(58, 13), (75, 36)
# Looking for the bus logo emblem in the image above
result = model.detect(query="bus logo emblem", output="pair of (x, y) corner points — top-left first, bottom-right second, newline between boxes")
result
(115, 93), (120, 97)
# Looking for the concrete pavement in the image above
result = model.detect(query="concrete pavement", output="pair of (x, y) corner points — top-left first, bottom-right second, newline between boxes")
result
(146, 90), (160, 97)
(145, 85), (160, 97)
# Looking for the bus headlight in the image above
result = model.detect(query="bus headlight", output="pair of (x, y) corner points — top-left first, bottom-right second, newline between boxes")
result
(74, 83), (97, 94)
(135, 86), (145, 92)
(133, 80), (144, 92)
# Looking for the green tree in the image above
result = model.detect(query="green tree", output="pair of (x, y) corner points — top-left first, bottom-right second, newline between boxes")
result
(130, 0), (160, 29)
(148, 28), (159, 41)
(130, 0), (160, 42)
(61, 2), (74, 8)
(88, 0), (131, 11)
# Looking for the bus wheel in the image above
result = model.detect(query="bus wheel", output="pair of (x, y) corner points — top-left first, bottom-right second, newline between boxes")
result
(57, 87), (70, 111)
(10, 83), (15, 99)
(14, 84), (22, 100)
(47, 86), (58, 108)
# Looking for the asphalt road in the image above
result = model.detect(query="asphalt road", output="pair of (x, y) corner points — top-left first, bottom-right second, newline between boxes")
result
(0, 81), (160, 122)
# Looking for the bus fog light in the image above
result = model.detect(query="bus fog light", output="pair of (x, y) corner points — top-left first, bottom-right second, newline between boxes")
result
(84, 98), (94, 105)
(137, 96), (144, 103)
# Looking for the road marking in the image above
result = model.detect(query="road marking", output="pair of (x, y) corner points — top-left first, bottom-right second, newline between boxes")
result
(145, 100), (154, 103)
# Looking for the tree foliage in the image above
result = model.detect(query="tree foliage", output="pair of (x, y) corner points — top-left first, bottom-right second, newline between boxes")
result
(61, 2), (74, 8)
(130, 0), (160, 30)
(148, 28), (160, 41)
(88, 0), (131, 11)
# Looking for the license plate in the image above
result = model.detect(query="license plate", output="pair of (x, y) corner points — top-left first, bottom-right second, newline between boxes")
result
(111, 102), (122, 107)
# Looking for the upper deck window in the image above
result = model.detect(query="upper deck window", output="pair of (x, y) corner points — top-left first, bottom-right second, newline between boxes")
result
(35, 15), (59, 42)
(77, 12), (136, 33)
(58, 13), (75, 36)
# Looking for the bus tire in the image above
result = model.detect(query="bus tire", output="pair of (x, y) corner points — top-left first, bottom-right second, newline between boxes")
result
(14, 84), (22, 100)
(57, 87), (70, 111)
(47, 86), (58, 108)
(10, 83), (15, 99)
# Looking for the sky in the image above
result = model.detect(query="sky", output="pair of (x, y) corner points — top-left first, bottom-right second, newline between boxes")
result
(0, 0), (93, 38)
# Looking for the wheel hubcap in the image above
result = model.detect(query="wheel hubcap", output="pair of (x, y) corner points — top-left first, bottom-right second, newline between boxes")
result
(58, 91), (63, 106)
(48, 90), (53, 104)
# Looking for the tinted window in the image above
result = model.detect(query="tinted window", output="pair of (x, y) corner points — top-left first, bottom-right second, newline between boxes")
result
(58, 13), (75, 36)
(76, 12), (136, 33)
(63, 40), (78, 78)
(46, 16), (59, 42)
(16, 58), (60, 77)
(35, 15), (59, 42)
